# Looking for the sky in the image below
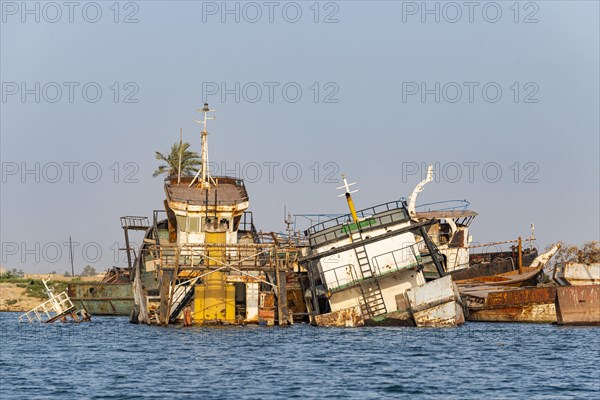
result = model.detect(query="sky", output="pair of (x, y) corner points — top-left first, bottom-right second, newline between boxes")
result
(1, 0), (599, 273)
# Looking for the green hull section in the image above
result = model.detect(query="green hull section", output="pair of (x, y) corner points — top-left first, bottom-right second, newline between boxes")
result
(68, 283), (134, 316)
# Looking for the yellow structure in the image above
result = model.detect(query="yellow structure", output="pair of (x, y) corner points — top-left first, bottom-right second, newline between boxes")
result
(193, 231), (236, 323)
(338, 175), (359, 223)
(193, 273), (235, 323)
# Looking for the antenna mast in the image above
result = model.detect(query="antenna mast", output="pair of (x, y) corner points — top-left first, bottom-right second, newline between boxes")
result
(284, 206), (293, 244)
(337, 174), (359, 224)
(190, 103), (216, 188)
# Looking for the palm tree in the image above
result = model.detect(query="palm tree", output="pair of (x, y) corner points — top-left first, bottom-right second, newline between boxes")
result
(153, 142), (201, 178)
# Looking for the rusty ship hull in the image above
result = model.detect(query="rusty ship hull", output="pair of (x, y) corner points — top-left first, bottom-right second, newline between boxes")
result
(68, 283), (135, 316)
(461, 286), (558, 323)
(555, 285), (600, 326)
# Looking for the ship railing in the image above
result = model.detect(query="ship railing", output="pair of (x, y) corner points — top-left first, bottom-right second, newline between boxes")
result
(307, 207), (410, 248)
(292, 214), (346, 234)
(240, 211), (260, 243)
(415, 199), (470, 212)
(306, 200), (408, 236)
(120, 216), (150, 229)
(319, 263), (362, 292)
(18, 292), (75, 323)
(152, 210), (167, 244)
(370, 242), (423, 277)
(305, 199), (470, 237)
(258, 231), (309, 247)
(414, 200), (475, 227)
(319, 242), (423, 292)
(150, 243), (300, 271)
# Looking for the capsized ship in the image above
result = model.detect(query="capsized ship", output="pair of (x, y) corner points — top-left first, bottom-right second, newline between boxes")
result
(299, 175), (464, 327)
(297, 167), (544, 328)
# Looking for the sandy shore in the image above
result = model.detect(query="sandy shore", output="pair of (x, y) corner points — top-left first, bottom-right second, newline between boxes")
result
(0, 283), (42, 312)
(0, 275), (103, 312)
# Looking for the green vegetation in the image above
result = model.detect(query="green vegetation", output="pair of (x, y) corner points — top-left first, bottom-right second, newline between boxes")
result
(81, 265), (97, 277)
(0, 276), (69, 299)
(153, 142), (201, 178)
(546, 240), (600, 265)
(0, 268), (24, 279)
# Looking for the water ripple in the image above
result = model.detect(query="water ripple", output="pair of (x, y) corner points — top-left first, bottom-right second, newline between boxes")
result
(0, 313), (599, 399)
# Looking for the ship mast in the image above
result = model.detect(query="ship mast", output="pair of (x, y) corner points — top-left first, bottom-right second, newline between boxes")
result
(190, 103), (215, 189)
(337, 174), (359, 224)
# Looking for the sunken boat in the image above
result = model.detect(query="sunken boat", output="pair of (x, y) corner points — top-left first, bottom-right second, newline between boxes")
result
(298, 174), (465, 327)
(129, 104), (304, 326)
(71, 104), (305, 325)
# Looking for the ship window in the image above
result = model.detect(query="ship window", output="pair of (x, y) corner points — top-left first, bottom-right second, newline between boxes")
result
(176, 215), (186, 232)
(189, 216), (200, 232)
(233, 215), (241, 231)
(219, 218), (230, 230)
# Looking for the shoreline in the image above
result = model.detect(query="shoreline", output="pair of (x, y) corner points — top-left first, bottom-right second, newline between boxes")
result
(0, 275), (103, 313)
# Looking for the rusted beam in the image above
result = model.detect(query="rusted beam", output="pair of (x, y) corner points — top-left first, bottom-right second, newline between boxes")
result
(158, 269), (173, 325)
(165, 249), (180, 324)
(518, 236), (523, 274)
(159, 265), (293, 272)
(274, 252), (287, 325)
(124, 227), (132, 270)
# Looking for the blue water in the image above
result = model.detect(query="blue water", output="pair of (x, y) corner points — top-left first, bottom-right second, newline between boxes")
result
(0, 313), (598, 399)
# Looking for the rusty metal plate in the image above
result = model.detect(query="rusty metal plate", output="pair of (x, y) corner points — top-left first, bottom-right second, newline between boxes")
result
(556, 285), (600, 325)
(468, 304), (557, 323)
(486, 287), (557, 308)
(314, 306), (364, 327)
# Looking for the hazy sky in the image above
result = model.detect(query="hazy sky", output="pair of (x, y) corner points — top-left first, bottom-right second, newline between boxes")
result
(1, 1), (598, 273)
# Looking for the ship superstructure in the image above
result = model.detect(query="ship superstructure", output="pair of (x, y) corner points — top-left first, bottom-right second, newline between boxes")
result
(299, 176), (447, 326)
(130, 104), (302, 326)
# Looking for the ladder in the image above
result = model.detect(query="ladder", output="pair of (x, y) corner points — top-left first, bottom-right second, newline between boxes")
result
(169, 283), (196, 323)
(350, 231), (387, 318)
(358, 281), (387, 318)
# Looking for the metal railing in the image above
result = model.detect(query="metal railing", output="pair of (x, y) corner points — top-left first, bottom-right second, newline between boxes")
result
(307, 205), (410, 248)
(120, 216), (150, 228)
(149, 242), (301, 272)
(18, 292), (75, 323)
(306, 200), (408, 235)
(239, 211), (260, 243)
(415, 199), (470, 212)
(319, 242), (422, 292)
(371, 242), (422, 277)
(320, 263), (361, 292)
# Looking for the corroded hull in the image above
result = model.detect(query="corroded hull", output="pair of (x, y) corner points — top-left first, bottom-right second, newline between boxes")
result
(554, 263), (600, 286)
(314, 306), (365, 327)
(461, 286), (557, 323)
(412, 301), (465, 327)
(456, 266), (543, 288)
(468, 304), (556, 323)
(406, 275), (465, 327)
(68, 283), (134, 316)
(555, 285), (600, 326)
